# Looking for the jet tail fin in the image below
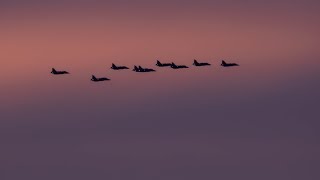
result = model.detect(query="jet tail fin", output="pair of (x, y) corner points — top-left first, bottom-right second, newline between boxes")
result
(51, 68), (57, 73)
(92, 75), (97, 80)
(138, 66), (144, 71)
(112, 63), (119, 69)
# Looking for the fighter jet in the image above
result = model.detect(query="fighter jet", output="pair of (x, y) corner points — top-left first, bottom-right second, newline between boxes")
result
(193, 59), (211, 66)
(170, 62), (189, 69)
(91, 75), (110, 82)
(156, 60), (172, 67)
(221, 60), (239, 67)
(111, 63), (129, 70)
(51, 68), (69, 75)
(133, 65), (155, 72)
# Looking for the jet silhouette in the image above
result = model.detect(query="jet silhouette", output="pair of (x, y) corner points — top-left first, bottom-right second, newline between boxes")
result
(133, 65), (155, 72)
(156, 60), (172, 67)
(111, 63), (129, 70)
(51, 68), (69, 75)
(221, 60), (239, 67)
(171, 62), (189, 69)
(193, 59), (211, 66)
(91, 75), (110, 82)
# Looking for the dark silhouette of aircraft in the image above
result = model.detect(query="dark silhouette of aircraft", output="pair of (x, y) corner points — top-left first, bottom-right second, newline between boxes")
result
(133, 65), (155, 72)
(111, 63), (129, 70)
(91, 75), (110, 82)
(156, 60), (172, 67)
(51, 68), (69, 75)
(170, 62), (189, 69)
(221, 60), (239, 67)
(193, 59), (211, 66)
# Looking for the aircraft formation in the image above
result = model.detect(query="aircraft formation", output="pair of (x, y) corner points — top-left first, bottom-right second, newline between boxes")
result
(51, 59), (239, 82)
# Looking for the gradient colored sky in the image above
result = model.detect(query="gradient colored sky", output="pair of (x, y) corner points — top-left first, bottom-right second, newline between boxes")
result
(1, 1), (320, 180)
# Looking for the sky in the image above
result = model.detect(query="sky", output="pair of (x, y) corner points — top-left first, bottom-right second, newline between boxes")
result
(1, 0), (320, 179)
